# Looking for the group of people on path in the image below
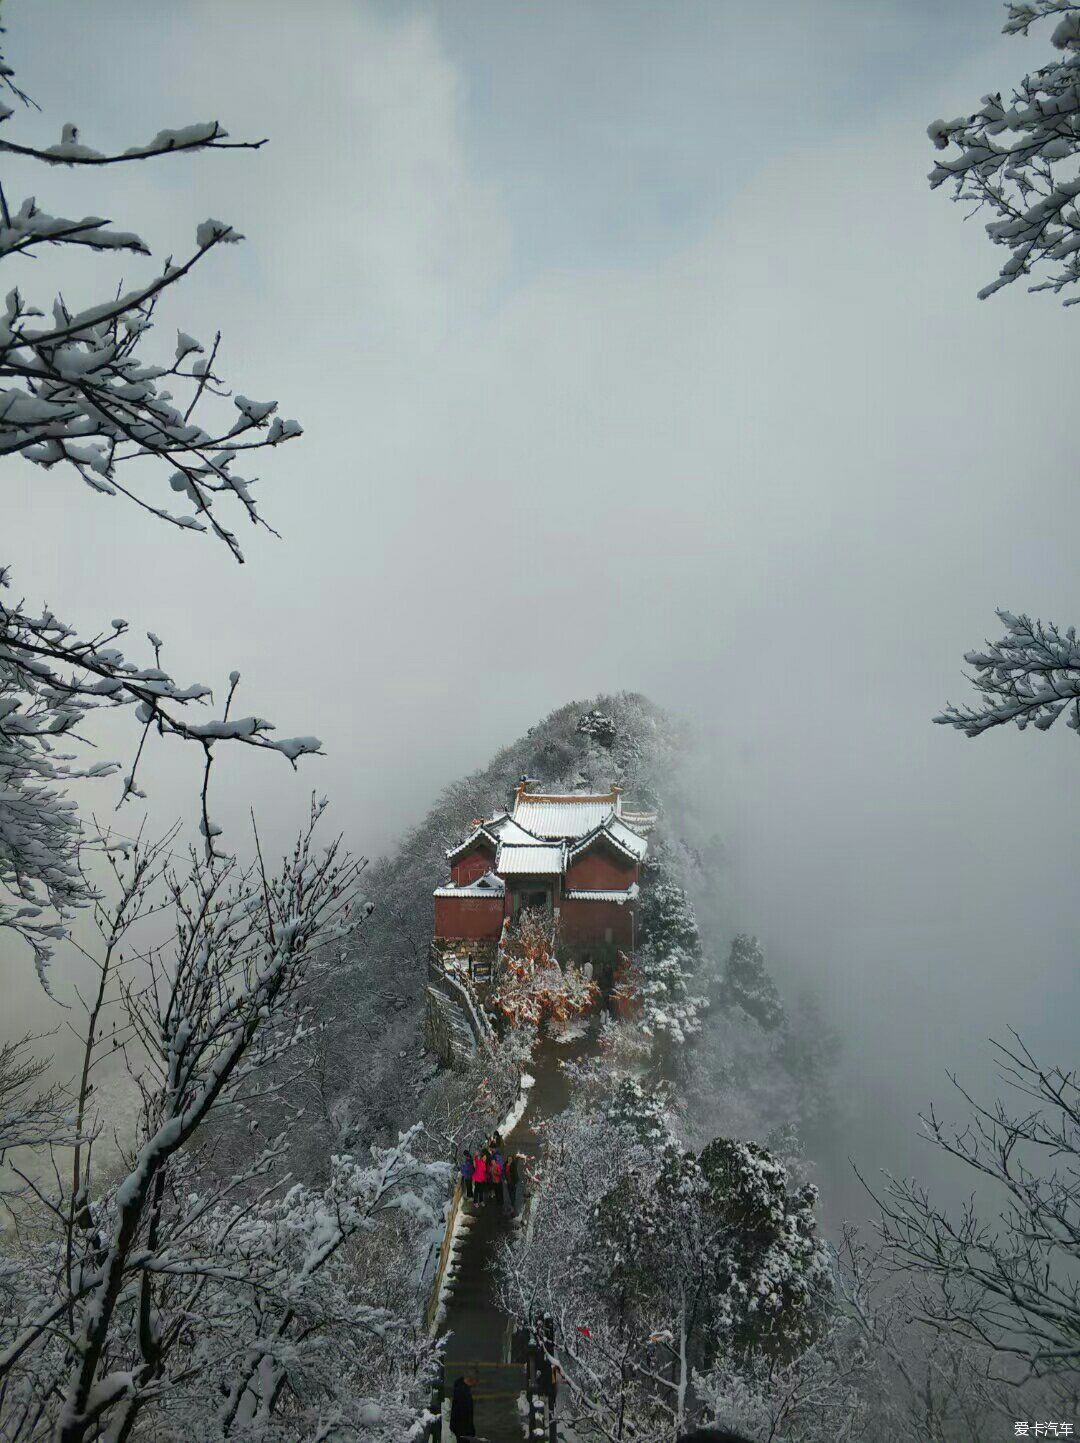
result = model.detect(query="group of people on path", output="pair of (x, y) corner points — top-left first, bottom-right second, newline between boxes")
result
(459, 1129), (526, 1217)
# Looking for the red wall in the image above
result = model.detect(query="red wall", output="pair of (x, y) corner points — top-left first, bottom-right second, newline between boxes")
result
(450, 843), (496, 886)
(564, 847), (637, 892)
(435, 894), (504, 941)
(560, 898), (634, 946)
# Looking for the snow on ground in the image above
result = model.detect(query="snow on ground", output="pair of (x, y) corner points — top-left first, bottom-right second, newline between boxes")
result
(549, 1018), (589, 1045)
(500, 1071), (535, 1136)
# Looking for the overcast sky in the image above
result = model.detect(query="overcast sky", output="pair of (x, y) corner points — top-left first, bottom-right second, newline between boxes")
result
(5, 0), (1080, 1224)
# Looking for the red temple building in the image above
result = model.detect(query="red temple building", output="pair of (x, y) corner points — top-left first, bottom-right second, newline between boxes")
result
(426, 784), (654, 1056)
(433, 784), (649, 968)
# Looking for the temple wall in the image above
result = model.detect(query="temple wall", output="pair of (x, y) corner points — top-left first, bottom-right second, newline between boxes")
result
(434, 894), (504, 940)
(559, 897), (635, 946)
(563, 850), (637, 892)
(450, 844), (496, 886)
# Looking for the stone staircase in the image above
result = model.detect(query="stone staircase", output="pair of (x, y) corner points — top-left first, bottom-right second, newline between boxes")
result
(440, 1197), (527, 1441)
(433, 1030), (598, 1441)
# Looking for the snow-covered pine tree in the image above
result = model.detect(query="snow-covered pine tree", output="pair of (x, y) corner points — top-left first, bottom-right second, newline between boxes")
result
(595, 1132), (832, 1361)
(717, 933), (786, 1033)
(576, 707), (617, 749)
(501, 1060), (833, 1439)
(598, 1071), (674, 1150)
(627, 845), (707, 1056)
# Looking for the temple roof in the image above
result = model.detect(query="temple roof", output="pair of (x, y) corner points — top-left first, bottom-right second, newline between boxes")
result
(445, 825), (499, 862)
(564, 883), (640, 903)
(568, 816), (649, 864)
(434, 870), (506, 899)
(440, 786), (648, 885)
(511, 785), (623, 839)
(496, 842), (566, 875)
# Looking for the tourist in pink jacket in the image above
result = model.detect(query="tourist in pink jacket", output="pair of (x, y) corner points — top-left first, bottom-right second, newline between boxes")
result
(472, 1149), (489, 1205)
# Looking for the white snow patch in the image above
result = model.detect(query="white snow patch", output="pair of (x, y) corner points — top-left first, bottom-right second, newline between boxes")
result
(550, 1018), (589, 1045)
(499, 1071), (535, 1138)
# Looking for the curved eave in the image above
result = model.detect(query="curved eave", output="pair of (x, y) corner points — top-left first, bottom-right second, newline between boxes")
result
(445, 826), (499, 862)
(563, 886), (640, 905)
(434, 885), (505, 900)
(567, 824), (646, 865)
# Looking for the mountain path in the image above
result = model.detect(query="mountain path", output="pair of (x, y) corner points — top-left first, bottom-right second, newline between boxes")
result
(440, 1028), (593, 1442)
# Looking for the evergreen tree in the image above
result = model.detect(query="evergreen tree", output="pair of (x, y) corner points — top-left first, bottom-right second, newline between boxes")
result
(628, 849), (707, 1055)
(594, 1129), (832, 1369)
(599, 1072), (673, 1151)
(718, 933), (786, 1033)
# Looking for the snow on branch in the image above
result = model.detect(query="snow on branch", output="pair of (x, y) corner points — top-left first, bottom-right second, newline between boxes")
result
(0, 805), (444, 1443)
(928, 2), (1080, 301)
(0, 35), (313, 979)
(0, 121), (266, 168)
(935, 609), (1080, 738)
(0, 570), (323, 980)
(0, 44), (300, 557)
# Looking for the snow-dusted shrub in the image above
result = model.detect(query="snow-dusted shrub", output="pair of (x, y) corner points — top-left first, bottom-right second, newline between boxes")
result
(489, 911), (598, 1030)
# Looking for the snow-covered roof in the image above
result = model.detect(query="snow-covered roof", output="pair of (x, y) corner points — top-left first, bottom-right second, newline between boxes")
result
(604, 816), (649, 860)
(434, 871), (506, 899)
(620, 809), (657, 835)
(564, 884), (640, 904)
(496, 842), (566, 875)
(445, 825), (498, 862)
(567, 817), (648, 865)
(486, 815), (542, 847)
(441, 788), (647, 884)
(511, 787), (622, 839)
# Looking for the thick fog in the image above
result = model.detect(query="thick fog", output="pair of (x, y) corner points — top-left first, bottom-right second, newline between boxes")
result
(4, 0), (1079, 1229)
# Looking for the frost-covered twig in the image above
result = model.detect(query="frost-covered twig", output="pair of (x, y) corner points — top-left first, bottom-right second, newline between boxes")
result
(0, 34), (314, 977)
(0, 804), (444, 1443)
(861, 1035), (1080, 1382)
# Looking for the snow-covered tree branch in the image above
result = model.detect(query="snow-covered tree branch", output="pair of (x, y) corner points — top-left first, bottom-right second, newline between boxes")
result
(928, 2), (1080, 302)
(0, 47), (300, 550)
(0, 37), (313, 979)
(0, 803), (446, 1443)
(935, 609), (1080, 740)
